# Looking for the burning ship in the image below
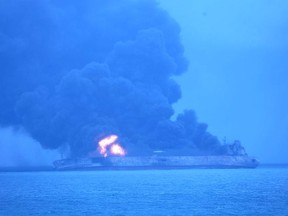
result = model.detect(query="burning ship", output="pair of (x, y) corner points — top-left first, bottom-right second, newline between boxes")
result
(54, 134), (259, 170)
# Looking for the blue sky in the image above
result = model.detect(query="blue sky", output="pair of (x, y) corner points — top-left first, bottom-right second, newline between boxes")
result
(159, 0), (288, 163)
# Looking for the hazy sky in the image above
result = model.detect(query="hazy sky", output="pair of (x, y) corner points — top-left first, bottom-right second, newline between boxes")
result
(158, 0), (288, 163)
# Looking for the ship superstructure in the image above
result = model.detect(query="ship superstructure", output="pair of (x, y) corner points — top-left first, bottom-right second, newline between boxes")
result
(54, 134), (259, 170)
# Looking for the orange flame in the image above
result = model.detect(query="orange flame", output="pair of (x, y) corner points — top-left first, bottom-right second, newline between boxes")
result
(97, 134), (126, 157)
(110, 144), (126, 156)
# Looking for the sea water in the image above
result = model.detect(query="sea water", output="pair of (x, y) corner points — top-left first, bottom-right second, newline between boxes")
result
(0, 167), (287, 216)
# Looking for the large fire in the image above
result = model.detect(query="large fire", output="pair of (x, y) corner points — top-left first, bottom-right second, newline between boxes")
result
(98, 134), (126, 157)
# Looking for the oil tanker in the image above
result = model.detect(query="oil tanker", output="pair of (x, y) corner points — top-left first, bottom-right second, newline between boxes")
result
(54, 135), (259, 170)
(53, 155), (259, 170)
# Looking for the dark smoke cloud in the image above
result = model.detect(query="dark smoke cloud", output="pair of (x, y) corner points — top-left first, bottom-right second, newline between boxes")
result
(1, 0), (227, 157)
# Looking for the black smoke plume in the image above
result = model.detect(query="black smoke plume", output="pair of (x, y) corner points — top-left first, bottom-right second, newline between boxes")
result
(1, 0), (232, 157)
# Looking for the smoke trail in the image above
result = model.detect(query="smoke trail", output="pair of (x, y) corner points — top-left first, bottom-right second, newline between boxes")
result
(0, 127), (58, 166)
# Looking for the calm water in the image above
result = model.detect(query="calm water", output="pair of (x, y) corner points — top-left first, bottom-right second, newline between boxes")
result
(0, 167), (287, 216)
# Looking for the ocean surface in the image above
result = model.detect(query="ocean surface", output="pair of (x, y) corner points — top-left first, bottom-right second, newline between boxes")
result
(0, 167), (287, 216)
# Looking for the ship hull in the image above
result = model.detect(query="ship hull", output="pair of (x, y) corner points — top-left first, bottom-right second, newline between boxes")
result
(54, 155), (259, 170)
